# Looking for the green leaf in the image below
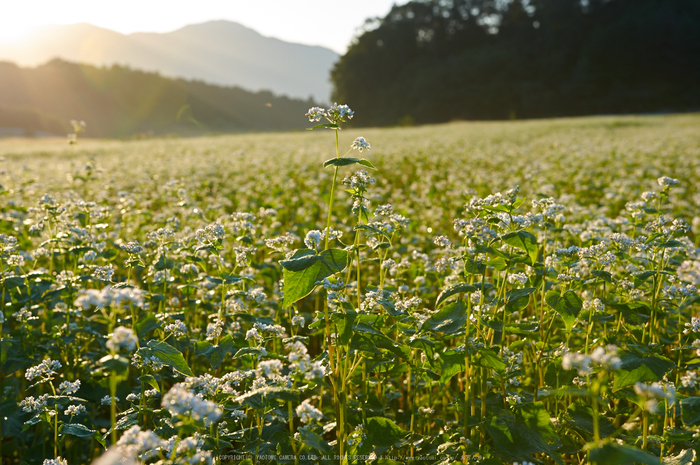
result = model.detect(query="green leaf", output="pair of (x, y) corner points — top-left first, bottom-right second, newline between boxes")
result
(139, 374), (160, 393)
(436, 283), (477, 307)
(633, 270), (657, 281)
(681, 397), (700, 427)
(421, 299), (466, 334)
(613, 352), (674, 391)
(281, 248), (348, 308)
(323, 157), (376, 169)
(659, 239), (685, 249)
(138, 340), (194, 376)
(354, 223), (391, 239)
(195, 335), (234, 369)
(502, 230), (539, 265)
(440, 349), (464, 384)
(591, 270), (613, 283)
(331, 310), (357, 346)
(235, 387), (299, 409)
(299, 427), (333, 454)
(546, 290), (583, 333)
(364, 417), (408, 448)
(308, 123), (339, 130)
(505, 287), (536, 313)
(476, 348), (506, 376)
(589, 443), (661, 465)
(60, 423), (96, 438)
(135, 313), (160, 338)
(662, 449), (695, 465)
(357, 159), (376, 169)
(280, 249), (319, 272)
(232, 347), (265, 360)
(564, 404), (615, 438)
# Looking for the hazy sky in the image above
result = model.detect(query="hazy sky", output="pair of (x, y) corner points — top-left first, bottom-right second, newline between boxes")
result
(0, 1), (408, 53)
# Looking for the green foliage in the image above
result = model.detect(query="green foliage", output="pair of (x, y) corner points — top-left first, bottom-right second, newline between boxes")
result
(332, 0), (700, 125)
(1, 114), (699, 465)
(281, 248), (348, 307)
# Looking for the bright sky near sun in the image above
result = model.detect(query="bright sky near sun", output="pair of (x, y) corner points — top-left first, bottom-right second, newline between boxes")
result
(0, 0), (408, 53)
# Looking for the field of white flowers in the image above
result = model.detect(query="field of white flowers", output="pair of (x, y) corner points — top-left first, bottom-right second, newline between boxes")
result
(0, 110), (699, 465)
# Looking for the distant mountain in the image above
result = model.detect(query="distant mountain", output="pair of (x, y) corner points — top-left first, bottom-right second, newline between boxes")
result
(0, 59), (315, 138)
(0, 21), (339, 102)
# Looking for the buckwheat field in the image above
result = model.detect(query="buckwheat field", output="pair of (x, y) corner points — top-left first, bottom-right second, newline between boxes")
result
(1, 109), (700, 465)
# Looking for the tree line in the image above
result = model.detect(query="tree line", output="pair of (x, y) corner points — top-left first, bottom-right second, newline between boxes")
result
(331, 0), (700, 126)
(0, 59), (314, 138)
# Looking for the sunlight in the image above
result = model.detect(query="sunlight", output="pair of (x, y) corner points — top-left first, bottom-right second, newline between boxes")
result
(0, 22), (38, 43)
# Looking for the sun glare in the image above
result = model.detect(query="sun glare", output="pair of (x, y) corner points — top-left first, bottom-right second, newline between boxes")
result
(0, 23), (38, 43)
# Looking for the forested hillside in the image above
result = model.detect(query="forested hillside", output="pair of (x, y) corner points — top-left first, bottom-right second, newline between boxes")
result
(0, 59), (315, 137)
(332, 0), (700, 125)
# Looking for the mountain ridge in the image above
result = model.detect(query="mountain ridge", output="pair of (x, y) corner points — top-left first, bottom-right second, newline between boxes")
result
(0, 20), (339, 102)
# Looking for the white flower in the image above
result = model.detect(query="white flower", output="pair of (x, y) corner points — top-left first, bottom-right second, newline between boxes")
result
(20, 394), (49, 413)
(562, 345), (620, 376)
(342, 170), (375, 190)
(59, 380), (81, 395)
(305, 107), (325, 122)
(304, 230), (324, 249)
(65, 404), (87, 416)
(634, 382), (676, 413)
(43, 458), (68, 465)
(107, 326), (138, 352)
(245, 327), (261, 341)
(657, 176), (680, 188)
(25, 359), (62, 382)
(162, 384), (222, 426)
(296, 400), (323, 424)
(351, 137), (371, 152)
(116, 425), (167, 460)
(101, 395), (118, 406)
(164, 320), (187, 338)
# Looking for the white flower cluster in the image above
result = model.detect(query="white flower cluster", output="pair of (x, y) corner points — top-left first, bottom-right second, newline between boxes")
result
(74, 286), (145, 310)
(20, 394), (49, 412)
(196, 222), (225, 244)
(433, 235), (451, 248)
(107, 326), (138, 352)
(507, 272), (529, 285)
(295, 400), (323, 424)
(164, 320), (187, 338)
(121, 240), (142, 254)
(65, 404), (87, 416)
(265, 232), (296, 251)
(26, 358), (62, 382)
(117, 425), (167, 460)
(657, 176), (680, 188)
(582, 298), (605, 313)
(343, 170), (375, 190)
(305, 103), (354, 123)
(301, 228), (341, 250)
(162, 384), (222, 426)
(43, 458), (68, 465)
(351, 136), (371, 152)
(633, 381), (676, 413)
(561, 345), (621, 376)
(681, 370), (699, 389)
(258, 359), (284, 378)
(253, 322), (286, 338)
(684, 317), (700, 334)
(58, 380), (81, 395)
(286, 341), (326, 380)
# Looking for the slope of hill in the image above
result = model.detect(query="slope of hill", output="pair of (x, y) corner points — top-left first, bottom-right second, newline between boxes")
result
(0, 21), (339, 102)
(0, 59), (315, 138)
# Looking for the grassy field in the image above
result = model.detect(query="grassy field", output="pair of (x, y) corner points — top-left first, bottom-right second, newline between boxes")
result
(1, 113), (699, 465)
